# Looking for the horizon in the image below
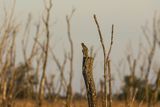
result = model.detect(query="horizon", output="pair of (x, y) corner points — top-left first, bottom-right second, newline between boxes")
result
(0, 0), (160, 93)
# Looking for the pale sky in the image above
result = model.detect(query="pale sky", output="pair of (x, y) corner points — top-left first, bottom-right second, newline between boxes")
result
(0, 0), (160, 93)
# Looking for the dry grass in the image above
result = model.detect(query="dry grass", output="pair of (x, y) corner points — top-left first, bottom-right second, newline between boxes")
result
(8, 100), (160, 107)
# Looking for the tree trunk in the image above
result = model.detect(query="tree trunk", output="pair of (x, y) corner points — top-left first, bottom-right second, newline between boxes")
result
(81, 43), (97, 107)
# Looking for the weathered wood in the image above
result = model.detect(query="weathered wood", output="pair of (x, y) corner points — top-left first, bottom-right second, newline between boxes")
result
(81, 43), (97, 107)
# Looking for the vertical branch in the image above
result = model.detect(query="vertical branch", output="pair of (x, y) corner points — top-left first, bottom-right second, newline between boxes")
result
(28, 23), (41, 62)
(0, 16), (18, 107)
(21, 14), (32, 62)
(0, 0), (16, 64)
(151, 70), (160, 106)
(50, 48), (67, 101)
(93, 14), (107, 107)
(81, 43), (97, 107)
(66, 9), (75, 107)
(144, 16), (157, 107)
(38, 0), (52, 106)
(106, 25), (114, 107)
(107, 60), (112, 107)
(94, 15), (114, 107)
(106, 25), (114, 62)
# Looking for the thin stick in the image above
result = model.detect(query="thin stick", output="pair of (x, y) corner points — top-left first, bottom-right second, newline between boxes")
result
(106, 24), (114, 107)
(93, 14), (107, 107)
(65, 9), (75, 107)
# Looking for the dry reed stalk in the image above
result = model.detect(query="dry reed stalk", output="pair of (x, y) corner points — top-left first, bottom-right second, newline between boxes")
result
(81, 43), (97, 107)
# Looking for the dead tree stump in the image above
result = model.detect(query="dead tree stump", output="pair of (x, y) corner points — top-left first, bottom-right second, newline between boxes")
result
(81, 43), (97, 107)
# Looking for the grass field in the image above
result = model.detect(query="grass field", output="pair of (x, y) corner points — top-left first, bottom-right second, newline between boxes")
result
(10, 100), (160, 107)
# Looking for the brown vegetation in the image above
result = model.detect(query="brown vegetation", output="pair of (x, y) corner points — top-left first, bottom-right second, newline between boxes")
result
(0, 0), (160, 107)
